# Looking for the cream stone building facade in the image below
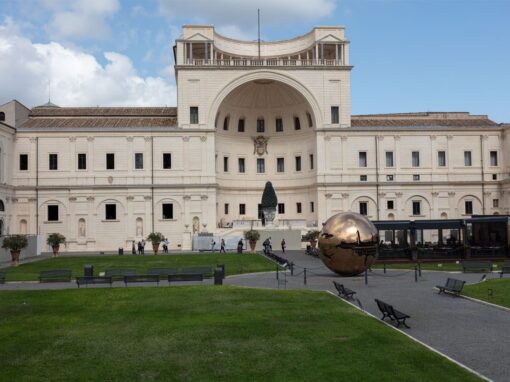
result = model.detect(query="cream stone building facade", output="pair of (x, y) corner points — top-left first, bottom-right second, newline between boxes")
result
(0, 25), (509, 251)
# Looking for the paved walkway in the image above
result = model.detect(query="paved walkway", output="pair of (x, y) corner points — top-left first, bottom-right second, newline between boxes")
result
(1, 250), (509, 381)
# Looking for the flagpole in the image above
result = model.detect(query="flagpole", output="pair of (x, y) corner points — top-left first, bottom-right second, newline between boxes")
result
(258, 8), (261, 59)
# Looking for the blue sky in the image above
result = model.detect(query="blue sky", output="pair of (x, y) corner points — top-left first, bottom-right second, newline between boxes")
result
(1, 0), (509, 122)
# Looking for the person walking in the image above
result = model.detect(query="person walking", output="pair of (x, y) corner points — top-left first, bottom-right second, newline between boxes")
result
(141, 239), (145, 255)
(281, 238), (286, 254)
(220, 238), (226, 253)
(211, 238), (216, 252)
(237, 238), (244, 254)
(132, 241), (136, 255)
(137, 240), (142, 255)
(162, 238), (169, 253)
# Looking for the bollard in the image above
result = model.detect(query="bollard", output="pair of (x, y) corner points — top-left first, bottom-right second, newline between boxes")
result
(414, 266), (418, 282)
(290, 262), (294, 276)
(418, 263), (422, 277)
(304, 268), (307, 285)
(276, 264), (279, 281)
(383, 264), (386, 274)
(364, 268), (368, 285)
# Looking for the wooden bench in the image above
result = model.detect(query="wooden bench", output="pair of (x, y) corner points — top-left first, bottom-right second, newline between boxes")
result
(181, 266), (213, 278)
(461, 261), (492, 273)
(104, 268), (137, 281)
(39, 270), (72, 283)
(499, 260), (510, 278)
(374, 298), (411, 328)
(124, 274), (160, 286)
(168, 274), (203, 283)
(76, 276), (113, 288)
(0, 271), (5, 284)
(333, 281), (356, 299)
(147, 268), (178, 277)
(436, 277), (465, 296)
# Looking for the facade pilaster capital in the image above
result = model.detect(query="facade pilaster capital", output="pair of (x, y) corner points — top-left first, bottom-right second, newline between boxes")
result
(200, 136), (207, 142)
(69, 137), (77, 142)
(448, 191), (456, 197)
(395, 192), (403, 197)
(126, 136), (134, 142)
(183, 136), (190, 142)
(341, 193), (349, 198)
(431, 192), (439, 197)
(87, 136), (94, 142)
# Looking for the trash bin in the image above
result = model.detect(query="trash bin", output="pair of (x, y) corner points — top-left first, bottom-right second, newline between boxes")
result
(214, 265), (224, 285)
(84, 264), (93, 277)
(217, 264), (225, 279)
(118, 248), (124, 255)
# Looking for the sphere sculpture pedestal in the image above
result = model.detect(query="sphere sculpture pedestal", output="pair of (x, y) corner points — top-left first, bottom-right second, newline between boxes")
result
(318, 212), (379, 276)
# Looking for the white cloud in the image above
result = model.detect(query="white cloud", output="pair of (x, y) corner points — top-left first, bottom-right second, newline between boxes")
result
(43, 0), (120, 40)
(0, 19), (176, 107)
(158, 0), (336, 38)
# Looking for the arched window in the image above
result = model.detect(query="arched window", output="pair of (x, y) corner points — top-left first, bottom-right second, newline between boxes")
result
(223, 115), (230, 131)
(0, 200), (4, 211)
(306, 112), (313, 127)
(256, 118), (265, 133)
(294, 116), (301, 130)
(0, 112), (5, 122)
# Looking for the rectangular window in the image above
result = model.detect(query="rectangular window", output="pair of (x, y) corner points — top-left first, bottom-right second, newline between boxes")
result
(438, 151), (446, 167)
(307, 112), (313, 127)
(223, 116), (230, 131)
(412, 201), (421, 216)
(360, 175), (367, 181)
(278, 203), (285, 214)
(257, 158), (265, 173)
(134, 153), (143, 169)
(412, 151), (420, 167)
(105, 204), (116, 220)
(47, 205), (59, 221)
(492, 174), (497, 180)
(49, 154), (58, 170)
(238, 118), (245, 132)
(331, 106), (339, 124)
(465, 201), (473, 215)
(385, 151), (394, 167)
(493, 199), (499, 208)
(386, 174), (394, 181)
(294, 116), (301, 130)
(256, 118), (265, 133)
(19, 154), (28, 171)
(239, 203), (246, 215)
(163, 153), (172, 169)
(277, 157), (285, 173)
(413, 174), (420, 181)
(310, 201), (315, 213)
(190, 107), (199, 124)
(359, 152), (367, 167)
(309, 154), (314, 170)
(275, 118), (283, 132)
(106, 153), (115, 170)
(464, 151), (472, 166)
(387, 200), (394, 210)
(238, 158), (245, 173)
(162, 203), (173, 219)
(359, 202), (368, 216)
(490, 151), (498, 166)
(295, 156), (302, 171)
(78, 153), (87, 170)
(296, 202), (302, 214)
(223, 156), (229, 172)
(224, 203), (229, 214)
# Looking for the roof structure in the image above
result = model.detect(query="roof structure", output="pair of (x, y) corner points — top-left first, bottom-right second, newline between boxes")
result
(351, 112), (497, 127)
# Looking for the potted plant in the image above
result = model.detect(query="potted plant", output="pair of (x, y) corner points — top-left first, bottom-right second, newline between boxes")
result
(2, 235), (28, 267)
(46, 233), (66, 257)
(244, 230), (260, 252)
(147, 232), (164, 254)
(302, 230), (320, 249)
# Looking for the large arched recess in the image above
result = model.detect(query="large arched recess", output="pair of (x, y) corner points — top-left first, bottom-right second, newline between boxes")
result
(208, 71), (323, 128)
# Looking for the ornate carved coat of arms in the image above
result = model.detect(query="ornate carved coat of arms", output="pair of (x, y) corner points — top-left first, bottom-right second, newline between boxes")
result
(252, 136), (269, 156)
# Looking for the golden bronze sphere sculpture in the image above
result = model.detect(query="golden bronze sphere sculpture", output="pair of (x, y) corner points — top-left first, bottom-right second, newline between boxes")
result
(318, 212), (379, 276)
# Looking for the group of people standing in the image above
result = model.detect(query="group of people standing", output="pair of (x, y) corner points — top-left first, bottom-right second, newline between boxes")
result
(131, 237), (170, 255)
(263, 237), (286, 255)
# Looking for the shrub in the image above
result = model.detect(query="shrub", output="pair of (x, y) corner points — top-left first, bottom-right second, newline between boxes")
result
(2, 235), (28, 251)
(147, 232), (165, 244)
(46, 233), (66, 246)
(244, 230), (260, 241)
(302, 230), (320, 242)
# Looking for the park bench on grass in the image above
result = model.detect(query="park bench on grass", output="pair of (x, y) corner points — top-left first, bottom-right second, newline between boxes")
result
(124, 274), (160, 286)
(0, 271), (5, 284)
(461, 261), (492, 273)
(147, 268), (178, 278)
(181, 266), (213, 278)
(104, 268), (137, 281)
(374, 298), (411, 328)
(76, 276), (113, 288)
(499, 260), (510, 278)
(436, 277), (466, 296)
(168, 273), (203, 283)
(332, 281), (356, 300)
(39, 270), (72, 283)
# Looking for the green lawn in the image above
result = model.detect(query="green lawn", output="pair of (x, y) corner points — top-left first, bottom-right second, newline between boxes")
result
(0, 253), (275, 281)
(0, 286), (480, 382)
(373, 262), (504, 272)
(463, 278), (510, 309)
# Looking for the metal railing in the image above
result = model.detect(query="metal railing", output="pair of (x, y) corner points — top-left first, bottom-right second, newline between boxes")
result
(183, 58), (344, 67)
